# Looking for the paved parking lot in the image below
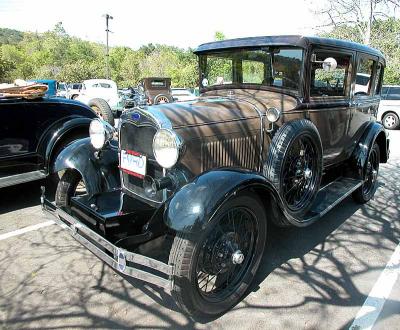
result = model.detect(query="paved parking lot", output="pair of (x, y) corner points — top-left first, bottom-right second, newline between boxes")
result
(0, 131), (399, 329)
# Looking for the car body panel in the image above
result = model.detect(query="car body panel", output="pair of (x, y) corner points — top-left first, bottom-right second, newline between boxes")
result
(0, 97), (96, 182)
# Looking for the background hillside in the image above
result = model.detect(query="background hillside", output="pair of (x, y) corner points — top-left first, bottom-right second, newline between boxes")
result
(1, 19), (400, 87)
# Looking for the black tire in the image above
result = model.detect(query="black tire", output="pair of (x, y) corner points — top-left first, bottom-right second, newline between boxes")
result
(88, 98), (115, 126)
(382, 112), (399, 130)
(71, 94), (79, 100)
(264, 119), (323, 219)
(55, 170), (86, 208)
(153, 94), (172, 105)
(169, 193), (267, 319)
(352, 142), (380, 204)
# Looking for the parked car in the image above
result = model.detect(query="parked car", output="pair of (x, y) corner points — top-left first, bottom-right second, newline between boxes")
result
(29, 79), (57, 97)
(139, 77), (173, 105)
(42, 35), (389, 319)
(0, 93), (97, 189)
(75, 79), (140, 125)
(377, 85), (400, 129)
(171, 88), (197, 102)
(67, 83), (83, 99)
(56, 82), (68, 98)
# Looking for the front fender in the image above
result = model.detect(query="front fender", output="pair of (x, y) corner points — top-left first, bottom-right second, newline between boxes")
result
(164, 169), (280, 234)
(54, 138), (120, 196)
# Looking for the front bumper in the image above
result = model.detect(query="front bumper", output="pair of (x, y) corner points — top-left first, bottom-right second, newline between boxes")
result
(41, 196), (173, 291)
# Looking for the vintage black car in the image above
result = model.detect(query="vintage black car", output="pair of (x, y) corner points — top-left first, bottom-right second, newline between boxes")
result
(42, 36), (390, 318)
(0, 96), (97, 188)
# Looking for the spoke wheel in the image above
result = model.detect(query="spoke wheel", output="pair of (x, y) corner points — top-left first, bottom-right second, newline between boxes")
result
(264, 120), (322, 221)
(352, 142), (380, 204)
(281, 134), (319, 212)
(196, 207), (256, 301)
(169, 194), (267, 318)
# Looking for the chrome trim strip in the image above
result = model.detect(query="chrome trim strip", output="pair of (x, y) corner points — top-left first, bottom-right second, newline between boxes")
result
(0, 170), (46, 188)
(42, 198), (172, 290)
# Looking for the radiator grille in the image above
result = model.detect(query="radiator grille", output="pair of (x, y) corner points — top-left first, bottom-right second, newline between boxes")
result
(201, 136), (261, 172)
(119, 121), (164, 204)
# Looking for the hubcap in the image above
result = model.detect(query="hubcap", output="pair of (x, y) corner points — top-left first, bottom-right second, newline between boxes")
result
(384, 115), (395, 128)
(304, 168), (312, 179)
(232, 250), (245, 265)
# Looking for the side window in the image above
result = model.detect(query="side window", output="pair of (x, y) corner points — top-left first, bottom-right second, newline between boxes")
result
(355, 57), (375, 96)
(386, 87), (400, 100)
(310, 51), (351, 97)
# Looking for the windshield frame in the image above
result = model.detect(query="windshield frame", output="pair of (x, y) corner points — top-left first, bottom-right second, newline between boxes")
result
(198, 46), (305, 96)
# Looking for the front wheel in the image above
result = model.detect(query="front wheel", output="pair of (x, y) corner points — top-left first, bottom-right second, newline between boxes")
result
(55, 170), (87, 209)
(169, 194), (267, 319)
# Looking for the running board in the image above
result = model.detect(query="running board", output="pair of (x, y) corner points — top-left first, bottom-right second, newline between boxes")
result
(0, 170), (46, 188)
(303, 177), (363, 223)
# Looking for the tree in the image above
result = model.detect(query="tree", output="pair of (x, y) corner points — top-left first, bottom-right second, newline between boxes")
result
(214, 31), (226, 41)
(314, 0), (400, 44)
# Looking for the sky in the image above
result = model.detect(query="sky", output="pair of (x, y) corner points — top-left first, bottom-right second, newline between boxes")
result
(0, 0), (323, 49)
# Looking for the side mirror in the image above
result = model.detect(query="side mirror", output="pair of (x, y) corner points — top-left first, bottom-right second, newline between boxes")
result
(322, 57), (337, 72)
(311, 54), (338, 72)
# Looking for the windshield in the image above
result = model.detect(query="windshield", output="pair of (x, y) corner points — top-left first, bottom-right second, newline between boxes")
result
(199, 47), (303, 94)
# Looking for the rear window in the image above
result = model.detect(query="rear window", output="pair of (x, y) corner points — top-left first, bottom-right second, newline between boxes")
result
(151, 80), (166, 87)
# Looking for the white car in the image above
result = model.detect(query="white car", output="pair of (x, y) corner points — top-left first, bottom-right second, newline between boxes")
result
(171, 88), (197, 102)
(377, 85), (400, 130)
(75, 79), (119, 125)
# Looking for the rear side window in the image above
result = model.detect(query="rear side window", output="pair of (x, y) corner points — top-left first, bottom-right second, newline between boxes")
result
(355, 57), (375, 96)
(386, 87), (400, 100)
(310, 51), (351, 97)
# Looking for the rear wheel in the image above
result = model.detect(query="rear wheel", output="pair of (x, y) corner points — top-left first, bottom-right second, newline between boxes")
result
(55, 170), (87, 209)
(352, 142), (380, 204)
(382, 112), (399, 130)
(169, 194), (267, 319)
(154, 94), (172, 104)
(88, 98), (115, 126)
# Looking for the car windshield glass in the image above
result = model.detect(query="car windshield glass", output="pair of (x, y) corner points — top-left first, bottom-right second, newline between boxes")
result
(199, 47), (303, 93)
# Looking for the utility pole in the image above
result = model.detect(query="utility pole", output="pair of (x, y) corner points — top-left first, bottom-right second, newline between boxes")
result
(103, 14), (113, 79)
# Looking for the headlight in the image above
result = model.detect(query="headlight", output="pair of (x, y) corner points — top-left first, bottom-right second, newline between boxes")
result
(266, 107), (281, 123)
(153, 129), (183, 169)
(89, 118), (114, 149)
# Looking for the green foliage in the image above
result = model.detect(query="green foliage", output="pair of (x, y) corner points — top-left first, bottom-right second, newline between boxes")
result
(0, 28), (23, 45)
(321, 18), (400, 84)
(215, 31), (226, 41)
(0, 24), (198, 88)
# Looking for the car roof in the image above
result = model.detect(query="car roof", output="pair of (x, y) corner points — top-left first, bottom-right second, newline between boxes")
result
(194, 35), (385, 60)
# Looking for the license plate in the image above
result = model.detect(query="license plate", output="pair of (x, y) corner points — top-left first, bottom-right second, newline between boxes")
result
(120, 150), (147, 178)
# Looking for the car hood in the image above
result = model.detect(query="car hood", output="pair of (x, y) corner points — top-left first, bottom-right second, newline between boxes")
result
(153, 90), (299, 128)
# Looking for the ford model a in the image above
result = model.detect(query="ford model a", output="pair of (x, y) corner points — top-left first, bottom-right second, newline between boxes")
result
(42, 36), (389, 318)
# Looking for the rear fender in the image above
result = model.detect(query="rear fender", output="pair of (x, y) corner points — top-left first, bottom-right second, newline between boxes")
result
(164, 169), (284, 234)
(54, 138), (120, 196)
(352, 121), (389, 179)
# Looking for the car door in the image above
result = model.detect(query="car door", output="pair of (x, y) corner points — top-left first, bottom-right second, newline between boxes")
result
(348, 53), (381, 147)
(0, 99), (41, 177)
(307, 48), (354, 166)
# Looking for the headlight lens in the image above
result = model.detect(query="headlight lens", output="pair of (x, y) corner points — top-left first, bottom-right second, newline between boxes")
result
(266, 107), (281, 123)
(153, 129), (181, 169)
(89, 118), (113, 149)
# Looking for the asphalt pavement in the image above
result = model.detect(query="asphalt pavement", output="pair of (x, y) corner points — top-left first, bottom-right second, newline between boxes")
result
(0, 131), (399, 329)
